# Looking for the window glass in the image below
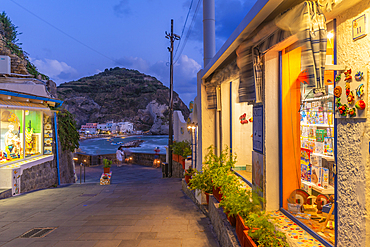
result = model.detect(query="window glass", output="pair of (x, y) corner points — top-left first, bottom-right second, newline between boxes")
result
(0, 109), (23, 163)
(24, 110), (42, 157)
(282, 26), (335, 245)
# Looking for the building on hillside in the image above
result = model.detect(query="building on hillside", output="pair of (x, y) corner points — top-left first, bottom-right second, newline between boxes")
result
(0, 55), (74, 198)
(80, 123), (97, 134)
(195, 0), (369, 246)
(118, 122), (134, 133)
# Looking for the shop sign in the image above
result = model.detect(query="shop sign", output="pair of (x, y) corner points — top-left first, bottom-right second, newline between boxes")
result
(253, 104), (263, 153)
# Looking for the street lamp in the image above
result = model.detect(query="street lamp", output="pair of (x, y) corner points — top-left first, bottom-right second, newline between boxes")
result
(187, 122), (198, 169)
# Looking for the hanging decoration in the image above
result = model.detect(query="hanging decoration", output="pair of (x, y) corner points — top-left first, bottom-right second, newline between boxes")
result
(334, 86), (342, 98)
(356, 84), (364, 98)
(347, 91), (355, 105)
(344, 69), (352, 81)
(355, 71), (363, 81)
(239, 113), (252, 124)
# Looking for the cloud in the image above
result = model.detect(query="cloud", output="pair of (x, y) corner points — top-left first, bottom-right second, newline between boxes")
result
(30, 58), (78, 84)
(115, 56), (150, 72)
(113, 0), (131, 17)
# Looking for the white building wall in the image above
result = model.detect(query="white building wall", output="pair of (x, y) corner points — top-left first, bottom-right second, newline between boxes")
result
(335, 2), (370, 246)
(173, 111), (191, 142)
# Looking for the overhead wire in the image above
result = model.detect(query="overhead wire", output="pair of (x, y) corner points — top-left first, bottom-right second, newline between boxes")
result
(9, 0), (117, 64)
(173, 0), (194, 60)
(174, 0), (201, 65)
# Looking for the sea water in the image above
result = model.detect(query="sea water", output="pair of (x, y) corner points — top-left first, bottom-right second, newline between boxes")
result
(78, 135), (168, 155)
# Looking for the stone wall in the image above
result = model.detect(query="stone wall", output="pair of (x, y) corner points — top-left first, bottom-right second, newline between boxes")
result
(21, 160), (57, 193)
(171, 160), (185, 178)
(336, 2), (370, 246)
(0, 33), (29, 75)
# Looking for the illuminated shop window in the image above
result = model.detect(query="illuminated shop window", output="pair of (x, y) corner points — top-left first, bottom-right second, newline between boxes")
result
(281, 23), (336, 245)
(24, 110), (42, 158)
(0, 109), (24, 164)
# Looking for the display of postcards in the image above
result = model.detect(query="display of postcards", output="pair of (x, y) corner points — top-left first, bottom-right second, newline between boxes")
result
(44, 130), (53, 138)
(311, 154), (322, 167)
(316, 129), (327, 142)
(44, 138), (53, 146)
(300, 148), (311, 182)
(311, 166), (322, 186)
(323, 112), (328, 124)
(306, 102), (311, 109)
(307, 140), (316, 151)
(301, 138), (308, 149)
(322, 157), (335, 186)
(326, 128), (332, 138)
(301, 125), (309, 138)
(322, 167), (329, 189)
(301, 164), (311, 182)
(314, 142), (324, 154)
(44, 147), (52, 155)
(317, 112), (324, 124)
(308, 126), (317, 139)
(324, 137), (334, 155)
(300, 111), (308, 124)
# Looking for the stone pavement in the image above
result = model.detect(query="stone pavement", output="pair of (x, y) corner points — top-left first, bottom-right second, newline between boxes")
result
(0, 164), (219, 247)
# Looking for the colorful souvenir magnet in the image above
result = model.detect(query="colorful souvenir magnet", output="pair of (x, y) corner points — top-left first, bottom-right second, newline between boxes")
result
(338, 104), (348, 116)
(355, 100), (366, 110)
(334, 86), (342, 98)
(344, 69), (352, 81)
(335, 74), (341, 83)
(336, 98), (342, 108)
(356, 84), (364, 98)
(347, 91), (355, 105)
(348, 108), (356, 117)
(355, 71), (363, 81)
(346, 83), (350, 96)
(249, 117), (253, 122)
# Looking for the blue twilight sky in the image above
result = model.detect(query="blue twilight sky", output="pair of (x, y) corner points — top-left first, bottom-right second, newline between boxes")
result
(1, 0), (256, 105)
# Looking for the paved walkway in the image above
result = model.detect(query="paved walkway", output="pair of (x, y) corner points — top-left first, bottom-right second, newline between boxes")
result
(0, 164), (219, 247)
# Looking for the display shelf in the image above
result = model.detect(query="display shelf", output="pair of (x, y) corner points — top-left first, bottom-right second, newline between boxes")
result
(301, 180), (334, 195)
(302, 95), (334, 102)
(312, 152), (334, 159)
(301, 123), (332, 127)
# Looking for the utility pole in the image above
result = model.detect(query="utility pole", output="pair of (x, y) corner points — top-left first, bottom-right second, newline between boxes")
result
(165, 19), (180, 177)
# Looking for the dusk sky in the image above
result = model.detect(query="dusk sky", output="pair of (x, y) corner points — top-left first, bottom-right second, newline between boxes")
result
(1, 0), (256, 105)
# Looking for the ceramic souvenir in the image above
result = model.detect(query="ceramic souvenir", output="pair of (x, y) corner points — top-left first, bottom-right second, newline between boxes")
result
(347, 91), (355, 105)
(355, 100), (366, 110)
(346, 83), (350, 96)
(335, 74), (341, 83)
(348, 108), (356, 117)
(334, 86), (342, 98)
(344, 69), (352, 81)
(356, 84), (364, 98)
(355, 71), (363, 81)
(338, 104), (348, 116)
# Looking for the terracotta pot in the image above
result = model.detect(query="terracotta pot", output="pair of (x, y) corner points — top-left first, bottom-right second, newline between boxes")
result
(243, 230), (257, 247)
(236, 214), (248, 246)
(185, 175), (191, 184)
(172, 154), (179, 162)
(205, 192), (209, 205)
(179, 156), (185, 169)
(212, 186), (223, 202)
(103, 167), (110, 173)
(225, 211), (236, 226)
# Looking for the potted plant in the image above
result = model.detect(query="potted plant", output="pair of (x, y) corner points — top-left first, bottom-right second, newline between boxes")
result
(103, 158), (112, 173)
(172, 140), (192, 169)
(189, 167), (213, 205)
(184, 166), (196, 185)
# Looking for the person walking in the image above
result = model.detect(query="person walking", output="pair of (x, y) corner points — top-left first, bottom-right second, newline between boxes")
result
(116, 146), (124, 167)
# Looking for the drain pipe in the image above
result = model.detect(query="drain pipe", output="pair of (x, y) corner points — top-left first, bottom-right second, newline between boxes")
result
(54, 112), (61, 185)
(203, 0), (216, 68)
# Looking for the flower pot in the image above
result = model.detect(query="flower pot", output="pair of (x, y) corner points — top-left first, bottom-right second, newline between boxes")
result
(185, 175), (192, 185)
(236, 214), (248, 246)
(172, 154), (179, 162)
(243, 230), (257, 247)
(179, 156), (185, 169)
(225, 211), (236, 226)
(205, 192), (209, 205)
(212, 186), (223, 202)
(104, 167), (110, 173)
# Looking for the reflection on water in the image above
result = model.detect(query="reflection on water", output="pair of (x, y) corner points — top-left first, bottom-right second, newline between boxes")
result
(78, 135), (168, 155)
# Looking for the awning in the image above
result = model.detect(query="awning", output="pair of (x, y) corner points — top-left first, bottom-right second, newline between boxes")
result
(0, 100), (50, 111)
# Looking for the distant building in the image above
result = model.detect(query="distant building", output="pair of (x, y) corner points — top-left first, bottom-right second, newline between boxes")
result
(80, 123), (97, 134)
(118, 122), (134, 133)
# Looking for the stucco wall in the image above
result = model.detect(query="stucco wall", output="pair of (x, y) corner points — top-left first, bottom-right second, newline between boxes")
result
(173, 110), (191, 142)
(336, 2), (370, 246)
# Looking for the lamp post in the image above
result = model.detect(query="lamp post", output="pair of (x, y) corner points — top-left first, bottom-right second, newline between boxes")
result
(187, 122), (198, 169)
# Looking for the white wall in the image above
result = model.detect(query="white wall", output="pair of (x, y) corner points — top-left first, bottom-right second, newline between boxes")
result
(173, 111), (191, 142)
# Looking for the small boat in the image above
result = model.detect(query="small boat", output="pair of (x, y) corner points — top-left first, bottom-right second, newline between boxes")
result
(110, 142), (118, 145)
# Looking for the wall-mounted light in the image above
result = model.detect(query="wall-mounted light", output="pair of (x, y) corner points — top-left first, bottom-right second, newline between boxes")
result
(327, 31), (334, 40)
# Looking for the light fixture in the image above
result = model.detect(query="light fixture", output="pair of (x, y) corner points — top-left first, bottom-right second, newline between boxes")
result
(327, 31), (334, 39)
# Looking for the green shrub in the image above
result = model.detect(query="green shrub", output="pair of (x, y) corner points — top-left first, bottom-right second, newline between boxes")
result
(172, 140), (191, 157)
